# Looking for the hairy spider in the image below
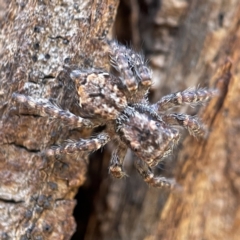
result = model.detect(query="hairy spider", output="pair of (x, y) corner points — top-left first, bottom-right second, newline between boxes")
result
(12, 41), (216, 189)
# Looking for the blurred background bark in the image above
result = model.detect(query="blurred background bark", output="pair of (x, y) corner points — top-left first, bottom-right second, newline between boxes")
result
(78, 1), (240, 240)
(0, 0), (240, 240)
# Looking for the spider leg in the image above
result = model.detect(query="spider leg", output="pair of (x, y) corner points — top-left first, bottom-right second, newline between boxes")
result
(134, 158), (175, 189)
(45, 133), (110, 157)
(109, 41), (152, 92)
(12, 93), (94, 129)
(109, 143), (128, 179)
(126, 47), (152, 88)
(153, 88), (217, 112)
(162, 113), (205, 137)
(126, 50), (152, 102)
(109, 41), (138, 92)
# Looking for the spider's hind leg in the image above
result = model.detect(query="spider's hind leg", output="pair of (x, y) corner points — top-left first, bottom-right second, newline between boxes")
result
(109, 41), (138, 92)
(109, 41), (152, 94)
(153, 88), (217, 112)
(162, 113), (206, 138)
(12, 93), (94, 129)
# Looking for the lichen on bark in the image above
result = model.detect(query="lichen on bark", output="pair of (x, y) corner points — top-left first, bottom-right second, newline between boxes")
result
(0, 0), (119, 239)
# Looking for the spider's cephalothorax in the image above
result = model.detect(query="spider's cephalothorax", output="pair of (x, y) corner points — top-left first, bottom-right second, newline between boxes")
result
(117, 107), (180, 168)
(12, 41), (216, 188)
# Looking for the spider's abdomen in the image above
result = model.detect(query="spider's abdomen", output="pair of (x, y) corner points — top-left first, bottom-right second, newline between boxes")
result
(118, 109), (179, 167)
(71, 70), (128, 120)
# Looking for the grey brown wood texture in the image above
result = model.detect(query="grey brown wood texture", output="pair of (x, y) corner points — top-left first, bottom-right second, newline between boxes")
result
(1, 0), (240, 239)
(82, 0), (240, 240)
(0, 0), (119, 239)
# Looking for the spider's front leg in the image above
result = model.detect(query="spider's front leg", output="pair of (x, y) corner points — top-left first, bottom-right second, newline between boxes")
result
(134, 158), (176, 189)
(11, 93), (94, 129)
(45, 133), (110, 158)
(109, 143), (128, 179)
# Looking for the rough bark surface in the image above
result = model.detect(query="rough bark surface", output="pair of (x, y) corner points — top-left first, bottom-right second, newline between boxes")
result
(0, 0), (118, 239)
(1, 0), (240, 240)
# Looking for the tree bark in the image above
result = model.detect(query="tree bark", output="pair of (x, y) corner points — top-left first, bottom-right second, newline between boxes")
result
(1, 0), (240, 240)
(0, 0), (118, 239)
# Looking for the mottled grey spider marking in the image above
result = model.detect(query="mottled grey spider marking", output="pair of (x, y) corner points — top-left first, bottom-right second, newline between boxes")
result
(12, 93), (94, 129)
(152, 88), (215, 112)
(45, 133), (110, 157)
(109, 41), (152, 102)
(12, 41), (216, 189)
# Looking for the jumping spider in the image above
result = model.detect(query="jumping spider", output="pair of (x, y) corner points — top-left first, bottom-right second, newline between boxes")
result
(12, 41), (216, 189)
